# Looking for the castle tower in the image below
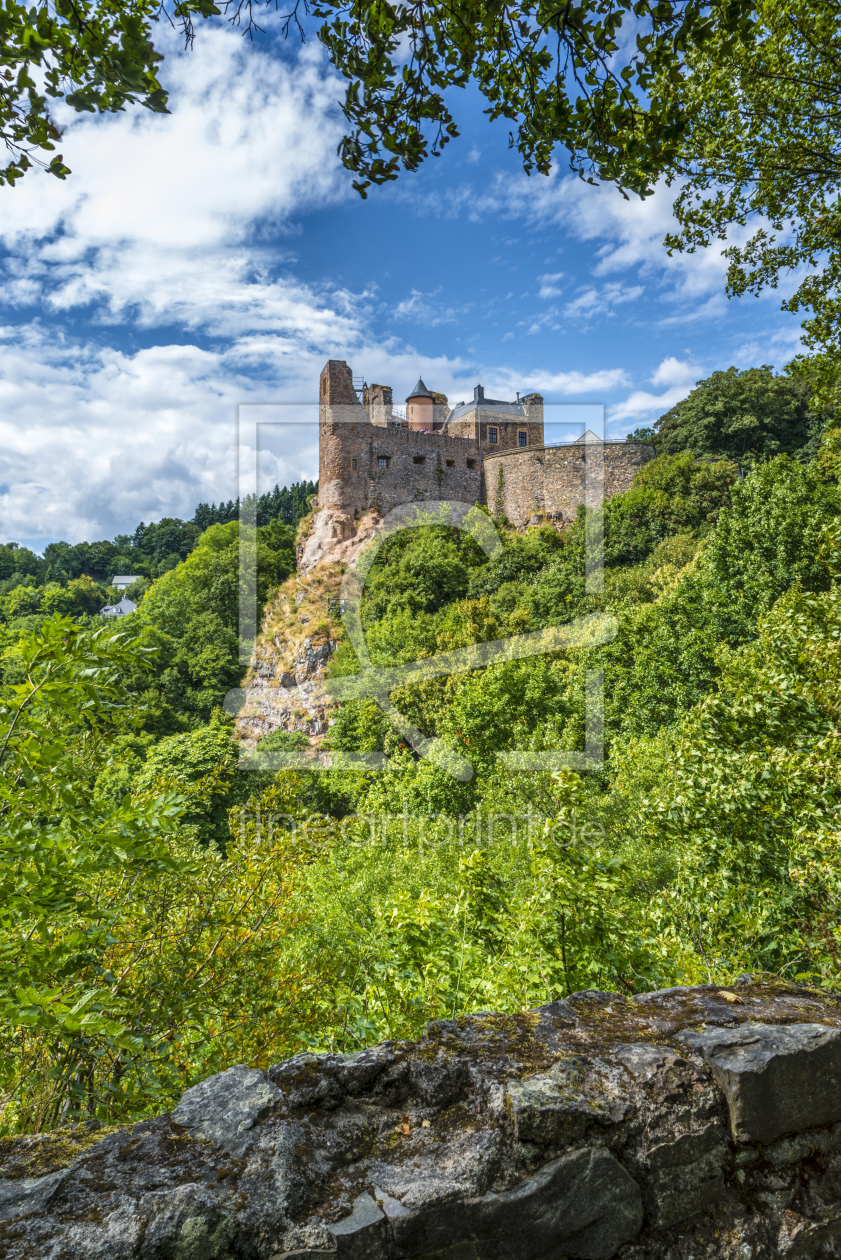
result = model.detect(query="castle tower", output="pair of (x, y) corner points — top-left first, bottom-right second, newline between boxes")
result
(406, 377), (434, 431)
(363, 382), (393, 427)
(318, 360), (368, 514)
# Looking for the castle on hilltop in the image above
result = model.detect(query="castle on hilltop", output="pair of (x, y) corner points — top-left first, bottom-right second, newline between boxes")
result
(300, 360), (655, 570)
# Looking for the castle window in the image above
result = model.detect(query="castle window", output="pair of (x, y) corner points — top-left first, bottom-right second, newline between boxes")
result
(351, 458), (358, 470)
(488, 427), (498, 444)
(377, 455), (390, 469)
(446, 459), (455, 467)
(413, 455), (425, 465)
(466, 458), (476, 469)
(518, 431), (527, 447)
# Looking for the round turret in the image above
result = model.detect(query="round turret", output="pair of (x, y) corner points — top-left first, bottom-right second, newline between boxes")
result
(406, 377), (434, 431)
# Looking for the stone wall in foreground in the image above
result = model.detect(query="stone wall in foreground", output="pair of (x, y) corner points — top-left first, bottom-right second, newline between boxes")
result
(6, 979), (841, 1258)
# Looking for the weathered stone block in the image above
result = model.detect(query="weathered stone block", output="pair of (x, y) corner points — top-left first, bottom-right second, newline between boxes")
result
(172, 1063), (282, 1157)
(472, 1146), (643, 1259)
(387, 1147), (642, 1260)
(328, 1192), (389, 1259)
(12, 983), (841, 1260)
(676, 1021), (841, 1143)
(0, 1166), (70, 1224)
(507, 1058), (630, 1145)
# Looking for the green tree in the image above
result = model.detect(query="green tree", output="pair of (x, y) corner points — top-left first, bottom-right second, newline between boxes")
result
(136, 521), (293, 723)
(0, 544), (43, 583)
(67, 574), (107, 615)
(0, 615), (187, 1126)
(131, 717), (252, 849)
(657, 0), (841, 407)
(361, 524), (486, 626)
(655, 366), (820, 463)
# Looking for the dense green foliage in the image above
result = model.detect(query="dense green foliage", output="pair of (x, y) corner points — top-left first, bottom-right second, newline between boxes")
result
(655, 365), (826, 463)
(5, 413), (841, 1135)
(657, 0), (841, 409)
(0, 482), (310, 697)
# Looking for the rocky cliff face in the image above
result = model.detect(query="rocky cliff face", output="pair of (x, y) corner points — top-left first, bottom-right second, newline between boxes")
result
(5, 979), (841, 1259)
(235, 568), (342, 749)
(298, 508), (385, 576)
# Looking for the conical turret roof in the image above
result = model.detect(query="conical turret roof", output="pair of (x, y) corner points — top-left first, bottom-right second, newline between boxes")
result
(406, 377), (434, 402)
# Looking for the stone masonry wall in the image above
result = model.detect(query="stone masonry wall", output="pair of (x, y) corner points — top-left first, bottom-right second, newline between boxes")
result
(484, 441), (656, 527)
(320, 418), (483, 519)
(11, 979), (841, 1259)
(319, 362), (483, 520)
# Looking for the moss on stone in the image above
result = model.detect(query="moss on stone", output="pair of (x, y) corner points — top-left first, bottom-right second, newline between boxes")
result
(0, 1124), (122, 1181)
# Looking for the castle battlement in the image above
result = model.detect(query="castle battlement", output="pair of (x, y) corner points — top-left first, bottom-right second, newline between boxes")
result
(300, 360), (655, 570)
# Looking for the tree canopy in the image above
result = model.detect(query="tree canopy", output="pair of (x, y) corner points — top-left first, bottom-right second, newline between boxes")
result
(3, 0), (755, 193)
(637, 0), (838, 404)
(654, 365), (824, 464)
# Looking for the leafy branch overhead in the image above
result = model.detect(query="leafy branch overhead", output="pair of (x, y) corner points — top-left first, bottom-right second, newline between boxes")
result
(2, 0), (755, 193)
(0, 0), (217, 186)
(303, 0), (758, 198)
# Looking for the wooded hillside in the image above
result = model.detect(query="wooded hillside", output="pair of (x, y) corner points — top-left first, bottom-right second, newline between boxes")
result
(2, 369), (839, 1136)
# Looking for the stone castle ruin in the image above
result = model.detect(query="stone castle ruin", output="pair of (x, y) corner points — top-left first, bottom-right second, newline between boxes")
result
(300, 360), (655, 571)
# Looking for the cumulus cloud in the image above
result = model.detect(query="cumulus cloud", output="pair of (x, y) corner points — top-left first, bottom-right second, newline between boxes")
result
(563, 282), (643, 322)
(0, 324), (323, 546)
(607, 385), (691, 425)
(649, 356), (703, 388)
(0, 29), (368, 545)
(603, 356), (706, 427)
(0, 28), (351, 334)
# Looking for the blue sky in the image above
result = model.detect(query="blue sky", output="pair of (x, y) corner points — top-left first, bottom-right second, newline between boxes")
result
(0, 21), (804, 550)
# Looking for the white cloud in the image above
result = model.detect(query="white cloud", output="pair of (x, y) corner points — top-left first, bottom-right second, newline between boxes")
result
(649, 356), (703, 388)
(488, 366), (631, 397)
(604, 357), (704, 427)
(439, 169), (764, 318)
(608, 385), (691, 425)
(393, 288), (465, 326)
(0, 29), (351, 336)
(0, 324), (321, 545)
(733, 325), (804, 367)
(538, 272), (564, 299)
(563, 282), (643, 322)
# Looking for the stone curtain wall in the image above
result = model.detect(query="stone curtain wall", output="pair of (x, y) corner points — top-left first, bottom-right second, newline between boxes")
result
(11, 980), (841, 1258)
(485, 442), (656, 527)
